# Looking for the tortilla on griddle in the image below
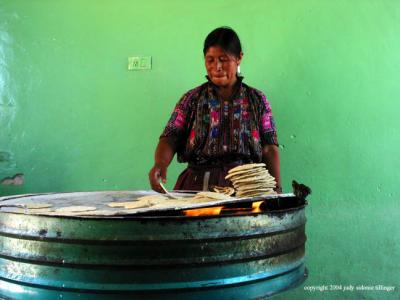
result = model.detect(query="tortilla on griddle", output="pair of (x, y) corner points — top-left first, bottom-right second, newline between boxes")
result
(124, 201), (151, 209)
(194, 191), (232, 200)
(107, 200), (150, 209)
(23, 203), (53, 209)
(28, 208), (54, 214)
(136, 195), (168, 202)
(56, 206), (97, 213)
(213, 186), (235, 196)
(79, 210), (118, 216)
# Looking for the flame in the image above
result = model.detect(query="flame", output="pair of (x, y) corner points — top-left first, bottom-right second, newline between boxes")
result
(183, 201), (264, 217)
(184, 206), (223, 217)
(252, 201), (263, 213)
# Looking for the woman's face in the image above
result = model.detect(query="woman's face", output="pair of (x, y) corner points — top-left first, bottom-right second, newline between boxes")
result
(205, 46), (242, 89)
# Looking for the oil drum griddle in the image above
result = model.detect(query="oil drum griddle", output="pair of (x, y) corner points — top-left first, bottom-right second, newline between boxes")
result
(0, 191), (308, 300)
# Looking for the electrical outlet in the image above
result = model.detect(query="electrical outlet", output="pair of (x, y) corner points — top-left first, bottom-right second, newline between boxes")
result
(128, 56), (152, 70)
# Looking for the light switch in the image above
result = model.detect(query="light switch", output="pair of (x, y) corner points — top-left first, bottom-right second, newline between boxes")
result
(128, 56), (152, 70)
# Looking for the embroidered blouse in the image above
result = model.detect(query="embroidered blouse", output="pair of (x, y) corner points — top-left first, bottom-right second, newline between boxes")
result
(160, 78), (278, 164)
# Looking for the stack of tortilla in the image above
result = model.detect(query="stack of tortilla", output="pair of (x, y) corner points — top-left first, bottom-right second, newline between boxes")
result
(225, 163), (277, 197)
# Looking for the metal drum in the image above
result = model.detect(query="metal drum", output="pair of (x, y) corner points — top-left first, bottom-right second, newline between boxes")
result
(0, 191), (307, 299)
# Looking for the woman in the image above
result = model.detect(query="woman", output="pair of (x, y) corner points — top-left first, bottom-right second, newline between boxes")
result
(149, 27), (281, 193)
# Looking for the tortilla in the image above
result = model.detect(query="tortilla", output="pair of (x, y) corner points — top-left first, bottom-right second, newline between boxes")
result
(28, 208), (54, 214)
(56, 206), (97, 213)
(234, 179), (275, 187)
(234, 181), (275, 190)
(189, 197), (224, 203)
(213, 186), (235, 196)
(194, 191), (232, 200)
(233, 175), (275, 184)
(227, 163), (266, 173)
(236, 190), (273, 197)
(107, 202), (129, 208)
(124, 201), (151, 209)
(151, 199), (189, 208)
(107, 198), (151, 209)
(147, 197), (180, 206)
(237, 190), (276, 197)
(136, 195), (168, 202)
(48, 211), (81, 216)
(225, 167), (265, 179)
(236, 187), (274, 193)
(23, 203), (53, 209)
(226, 162), (277, 197)
(79, 210), (117, 216)
(2, 207), (26, 214)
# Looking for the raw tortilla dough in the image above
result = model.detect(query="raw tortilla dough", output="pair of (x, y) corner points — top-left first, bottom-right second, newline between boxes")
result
(28, 208), (54, 214)
(212, 186), (235, 196)
(23, 203), (53, 209)
(136, 195), (168, 202)
(56, 206), (97, 213)
(194, 192), (232, 200)
(78, 210), (117, 216)
(107, 201), (149, 209)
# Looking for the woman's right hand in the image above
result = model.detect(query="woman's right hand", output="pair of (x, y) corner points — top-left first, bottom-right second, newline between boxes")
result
(149, 164), (168, 193)
(149, 137), (176, 193)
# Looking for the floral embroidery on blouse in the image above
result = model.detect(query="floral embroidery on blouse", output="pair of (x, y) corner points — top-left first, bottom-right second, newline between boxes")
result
(160, 78), (278, 164)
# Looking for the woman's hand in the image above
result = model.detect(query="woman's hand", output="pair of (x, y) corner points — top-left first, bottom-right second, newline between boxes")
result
(148, 164), (167, 193)
(148, 137), (176, 193)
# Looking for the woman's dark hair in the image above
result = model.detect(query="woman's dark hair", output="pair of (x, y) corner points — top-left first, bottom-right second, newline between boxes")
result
(203, 27), (242, 58)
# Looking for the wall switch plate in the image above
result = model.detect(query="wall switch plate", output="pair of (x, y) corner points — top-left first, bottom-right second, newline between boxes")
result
(128, 56), (152, 70)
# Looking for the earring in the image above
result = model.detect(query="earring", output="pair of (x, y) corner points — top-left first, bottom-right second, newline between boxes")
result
(237, 65), (241, 75)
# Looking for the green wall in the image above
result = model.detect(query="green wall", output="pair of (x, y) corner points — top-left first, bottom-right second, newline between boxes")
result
(0, 0), (399, 299)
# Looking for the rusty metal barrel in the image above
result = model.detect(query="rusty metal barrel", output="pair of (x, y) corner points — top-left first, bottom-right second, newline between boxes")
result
(0, 191), (307, 299)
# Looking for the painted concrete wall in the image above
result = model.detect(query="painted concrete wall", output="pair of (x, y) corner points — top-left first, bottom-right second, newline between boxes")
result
(0, 0), (399, 299)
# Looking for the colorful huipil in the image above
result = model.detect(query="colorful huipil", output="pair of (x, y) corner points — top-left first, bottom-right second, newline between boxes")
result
(161, 77), (278, 165)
